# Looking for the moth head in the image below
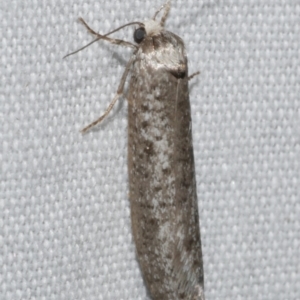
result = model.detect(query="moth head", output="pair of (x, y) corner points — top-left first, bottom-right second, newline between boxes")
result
(132, 1), (169, 45)
(134, 19), (163, 44)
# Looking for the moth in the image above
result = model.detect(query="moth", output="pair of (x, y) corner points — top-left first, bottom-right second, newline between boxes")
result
(65, 1), (205, 299)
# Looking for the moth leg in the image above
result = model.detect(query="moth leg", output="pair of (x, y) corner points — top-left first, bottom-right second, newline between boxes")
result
(81, 55), (135, 133)
(188, 71), (200, 81)
(63, 19), (138, 59)
(78, 18), (137, 49)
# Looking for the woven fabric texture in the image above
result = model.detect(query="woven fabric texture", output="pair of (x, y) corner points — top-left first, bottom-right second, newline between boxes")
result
(1, 0), (299, 299)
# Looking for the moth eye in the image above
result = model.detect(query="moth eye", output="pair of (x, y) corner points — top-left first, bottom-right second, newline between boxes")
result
(134, 27), (146, 43)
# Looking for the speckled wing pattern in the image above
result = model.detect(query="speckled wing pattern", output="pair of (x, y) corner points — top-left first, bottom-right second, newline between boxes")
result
(127, 29), (204, 300)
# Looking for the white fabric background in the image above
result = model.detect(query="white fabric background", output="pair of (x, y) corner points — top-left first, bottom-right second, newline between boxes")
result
(1, 0), (299, 299)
